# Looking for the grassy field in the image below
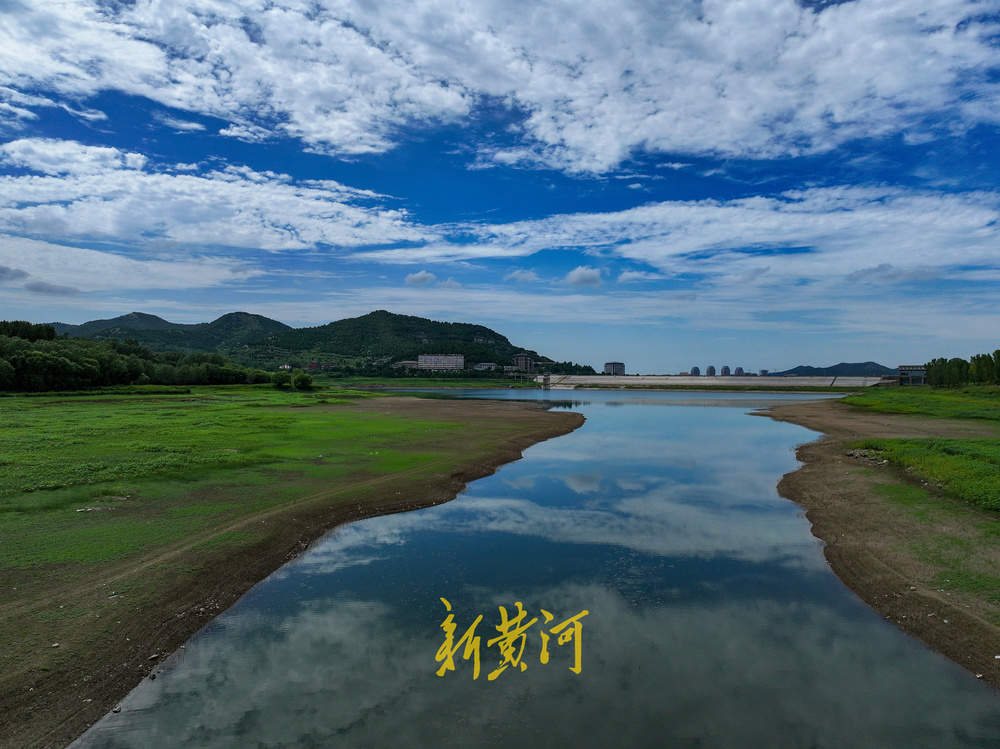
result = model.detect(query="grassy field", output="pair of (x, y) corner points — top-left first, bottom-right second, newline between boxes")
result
(844, 384), (1000, 421)
(841, 386), (1000, 624)
(0, 384), (580, 748)
(840, 386), (1000, 513)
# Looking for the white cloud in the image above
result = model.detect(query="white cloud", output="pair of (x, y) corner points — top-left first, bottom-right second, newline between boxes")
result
(438, 277), (461, 288)
(0, 235), (260, 292)
(504, 268), (541, 282)
(404, 269), (437, 286)
(0, 138), (147, 174)
(61, 104), (107, 122)
(0, 1), (996, 172)
(562, 266), (603, 288)
(155, 113), (205, 131)
(218, 123), (272, 143)
(356, 186), (1000, 296)
(0, 139), (430, 250)
(618, 270), (666, 283)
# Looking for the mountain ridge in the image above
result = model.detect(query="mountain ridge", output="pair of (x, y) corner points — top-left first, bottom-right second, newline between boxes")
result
(772, 361), (898, 377)
(45, 309), (555, 369)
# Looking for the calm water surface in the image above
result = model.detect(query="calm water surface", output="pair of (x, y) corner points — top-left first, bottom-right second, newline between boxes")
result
(74, 391), (1000, 748)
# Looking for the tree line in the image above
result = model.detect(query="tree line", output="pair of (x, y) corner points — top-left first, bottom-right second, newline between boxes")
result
(0, 321), (310, 392)
(925, 350), (1000, 387)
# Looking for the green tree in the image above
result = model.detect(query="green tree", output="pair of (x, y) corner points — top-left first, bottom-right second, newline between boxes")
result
(272, 370), (292, 388)
(0, 358), (14, 389)
(292, 369), (313, 390)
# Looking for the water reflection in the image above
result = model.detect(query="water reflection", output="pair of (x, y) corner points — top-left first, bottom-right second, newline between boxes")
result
(74, 392), (1000, 748)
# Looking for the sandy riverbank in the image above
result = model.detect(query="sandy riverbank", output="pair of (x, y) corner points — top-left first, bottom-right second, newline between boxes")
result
(0, 397), (583, 749)
(761, 398), (1000, 689)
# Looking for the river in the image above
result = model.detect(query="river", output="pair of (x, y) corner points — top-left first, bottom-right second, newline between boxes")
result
(73, 390), (1000, 748)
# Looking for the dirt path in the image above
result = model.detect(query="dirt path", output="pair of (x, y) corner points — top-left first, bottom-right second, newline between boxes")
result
(760, 398), (1000, 689)
(0, 397), (584, 749)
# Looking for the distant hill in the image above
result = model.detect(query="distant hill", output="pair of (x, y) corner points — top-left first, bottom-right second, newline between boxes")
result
(52, 312), (292, 355)
(773, 362), (898, 377)
(51, 311), (180, 337)
(45, 309), (555, 369)
(260, 310), (544, 364)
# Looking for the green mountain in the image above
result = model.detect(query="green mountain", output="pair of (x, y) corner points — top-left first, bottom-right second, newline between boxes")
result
(46, 310), (556, 369)
(51, 311), (179, 337)
(259, 310), (543, 364)
(773, 362), (897, 377)
(52, 312), (292, 355)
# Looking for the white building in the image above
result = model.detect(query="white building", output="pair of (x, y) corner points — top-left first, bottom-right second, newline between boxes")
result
(418, 354), (465, 370)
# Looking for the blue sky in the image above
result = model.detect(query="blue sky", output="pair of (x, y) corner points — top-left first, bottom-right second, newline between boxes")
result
(1, 0), (998, 372)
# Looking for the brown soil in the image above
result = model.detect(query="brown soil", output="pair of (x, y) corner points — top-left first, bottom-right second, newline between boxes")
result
(0, 397), (583, 749)
(761, 398), (1000, 689)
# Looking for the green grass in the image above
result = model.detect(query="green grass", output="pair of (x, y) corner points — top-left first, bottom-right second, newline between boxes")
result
(0, 384), (461, 568)
(854, 438), (1000, 511)
(844, 385), (1000, 422)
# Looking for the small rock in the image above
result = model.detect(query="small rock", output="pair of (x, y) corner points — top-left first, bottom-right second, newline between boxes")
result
(112, 706), (121, 713)
(977, 673), (984, 679)
(51, 643), (60, 648)
(148, 654), (159, 661)
(149, 673), (156, 680)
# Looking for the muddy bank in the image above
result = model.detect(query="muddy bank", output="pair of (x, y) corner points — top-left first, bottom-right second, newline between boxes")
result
(1, 397), (583, 749)
(761, 398), (1000, 689)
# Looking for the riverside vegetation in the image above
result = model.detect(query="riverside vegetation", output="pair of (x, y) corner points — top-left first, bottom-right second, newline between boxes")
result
(818, 385), (1000, 623)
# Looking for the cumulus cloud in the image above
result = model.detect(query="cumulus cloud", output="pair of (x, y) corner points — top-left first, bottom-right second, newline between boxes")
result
(0, 138), (146, 174)
(562, 266), (602, 288)
(218, 123), (272, 142)
(0, 139), (430, 250)
(404, 269), (436, 286)
(504, 268), (541, 282)
(438, 277), (461, 288)
(618, 270), (666, 283)
(0, 1), (996, 172)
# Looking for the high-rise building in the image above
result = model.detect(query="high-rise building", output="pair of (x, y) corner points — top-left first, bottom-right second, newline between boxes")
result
(759, 369), (769, 376)
(604, 361), (625, 375)
(720, 365), (731, 376)
(512, 354), (535, 372)
(706, 365), (717, 376)
(690, 366), (701, 376)
(734, 367), (744, 376)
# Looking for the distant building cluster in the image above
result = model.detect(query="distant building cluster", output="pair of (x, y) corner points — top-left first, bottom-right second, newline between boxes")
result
(689, 364), (755, 377)
(603, 361), (625, 376)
